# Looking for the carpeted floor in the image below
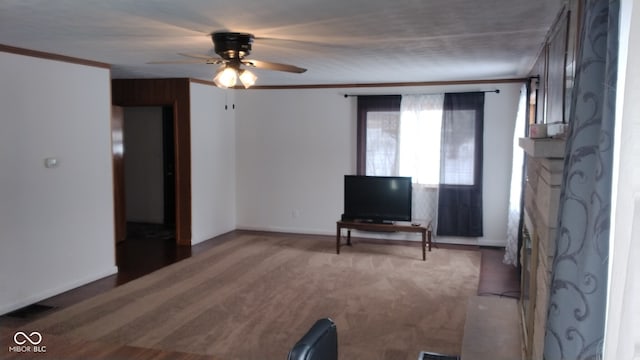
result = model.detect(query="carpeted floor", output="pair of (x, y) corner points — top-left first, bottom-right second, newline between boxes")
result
(26, 234), (480, 360)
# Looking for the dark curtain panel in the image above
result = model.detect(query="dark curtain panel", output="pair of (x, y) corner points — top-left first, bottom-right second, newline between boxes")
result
(436, 92), (485, 237)
(356, 95), (401, 175)
(544, 0), (618, 358)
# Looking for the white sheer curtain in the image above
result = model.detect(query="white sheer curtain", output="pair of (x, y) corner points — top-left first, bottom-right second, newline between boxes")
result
(399, 94), (444, 227)
(504, 84), (527, 266)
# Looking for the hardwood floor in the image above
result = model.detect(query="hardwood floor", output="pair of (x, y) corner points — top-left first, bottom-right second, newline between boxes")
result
(0, 229), (520, 329)
(1, 327), (219, 360)
(0, 224), (227, 328)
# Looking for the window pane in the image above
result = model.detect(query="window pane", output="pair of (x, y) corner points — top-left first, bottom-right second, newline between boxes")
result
(440, 109), (475, 185)
(366, 111), (400, 176)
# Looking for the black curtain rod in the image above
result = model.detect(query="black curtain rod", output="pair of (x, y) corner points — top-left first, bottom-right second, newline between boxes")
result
(343, 89), (500, 98)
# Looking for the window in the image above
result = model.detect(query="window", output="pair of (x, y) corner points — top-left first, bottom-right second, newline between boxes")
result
(357, 94), (445, 186)
(440, 109), (476, 185)
(398, 94), (444, 186)
(357, 93), (485, 237)
(437, 92), (485, 236)
(365, 111), (400, 176)
(356, 95), (401, 175)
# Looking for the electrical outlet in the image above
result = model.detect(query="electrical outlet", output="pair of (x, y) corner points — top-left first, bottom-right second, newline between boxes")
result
(44, 157), (59, 168)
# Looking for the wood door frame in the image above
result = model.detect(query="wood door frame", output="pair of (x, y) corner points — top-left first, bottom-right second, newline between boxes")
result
(112, 79), (191, 246)
(111, 106), (126, 243)
(161, 106), (176, 225)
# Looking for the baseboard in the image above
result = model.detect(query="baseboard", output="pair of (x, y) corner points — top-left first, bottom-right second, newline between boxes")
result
(0, 265), (118, 316)
(478, 238), (507, 247)
(236, 225), (333, 236)
(237, 225), (426, 242)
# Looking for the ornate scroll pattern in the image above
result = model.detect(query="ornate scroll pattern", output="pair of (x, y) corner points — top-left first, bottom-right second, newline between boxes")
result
(543, 1), (618, 359)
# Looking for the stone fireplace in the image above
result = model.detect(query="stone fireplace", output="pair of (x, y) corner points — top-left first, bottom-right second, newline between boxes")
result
(519, 137), (565, 359)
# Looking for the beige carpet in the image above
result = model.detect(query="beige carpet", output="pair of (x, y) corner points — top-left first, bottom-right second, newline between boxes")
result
(27, 234), (480, 360)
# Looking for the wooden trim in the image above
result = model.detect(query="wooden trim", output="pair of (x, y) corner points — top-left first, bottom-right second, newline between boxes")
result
(111, 79), (192, 246)
(0, 44), (524, 90)
(190, 77), (525, 90)
(0, 43), (111, 69)
(111, 106), (126, 244)
(189, 78), (216, 86)
(245, 77), (527, 90)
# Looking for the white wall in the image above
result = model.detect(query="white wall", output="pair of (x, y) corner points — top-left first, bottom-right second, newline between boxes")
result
(605, 0), (640, 358)
(235, 89), (354, 235)
(480, 83), (522, 245)
(190, 82), (237, 244)
(0, 52), (117, 315)
(123, 107), (164, 223)
(235, 83), (521, 246)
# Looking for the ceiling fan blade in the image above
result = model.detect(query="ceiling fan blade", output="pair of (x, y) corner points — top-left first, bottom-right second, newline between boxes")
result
(179, 53), (226, 64)
(243, 59), (306, 73)
(147, 59), (211, 64)
(148, 54), (225, 65)
(178, 53), (217, 60)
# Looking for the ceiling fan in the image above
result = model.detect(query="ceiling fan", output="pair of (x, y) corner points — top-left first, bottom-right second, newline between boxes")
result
(149, 31), (307, 88)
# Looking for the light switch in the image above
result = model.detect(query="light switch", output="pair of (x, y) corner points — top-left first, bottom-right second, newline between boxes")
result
(44, 157), (59, 168)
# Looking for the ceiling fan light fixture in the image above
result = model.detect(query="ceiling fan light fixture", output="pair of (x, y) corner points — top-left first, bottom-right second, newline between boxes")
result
(238, 69), (257, 88)
(150, 32), (305, 87)
(213, 66), (238, 88)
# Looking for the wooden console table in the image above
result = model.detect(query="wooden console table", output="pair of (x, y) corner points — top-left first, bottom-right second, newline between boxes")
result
(336, 221), (432, 260)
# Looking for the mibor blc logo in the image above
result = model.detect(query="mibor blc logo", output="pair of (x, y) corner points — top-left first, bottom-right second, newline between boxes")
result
(8, 331), (47, 353)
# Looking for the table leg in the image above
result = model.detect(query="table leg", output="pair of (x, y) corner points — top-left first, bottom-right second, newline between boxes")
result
(347, 230), (352, 246)
(422, 230), (426, 261)
(336, 224), (341, 254)
(428, 229), (432, 252)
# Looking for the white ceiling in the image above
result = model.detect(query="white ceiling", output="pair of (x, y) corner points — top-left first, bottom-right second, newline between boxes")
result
(0, 0), (563, 87)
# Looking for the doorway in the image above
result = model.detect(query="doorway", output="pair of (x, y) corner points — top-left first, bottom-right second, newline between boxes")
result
(113, 106), (190, 278)
(122, 106), (176, 239)
(111, 78), (192, 246)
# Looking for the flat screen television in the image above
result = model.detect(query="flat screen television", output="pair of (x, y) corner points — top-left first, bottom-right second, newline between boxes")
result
(343, 175), (412, 223)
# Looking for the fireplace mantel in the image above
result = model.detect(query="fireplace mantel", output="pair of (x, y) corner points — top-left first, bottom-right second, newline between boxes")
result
(519, 137), (565, 158)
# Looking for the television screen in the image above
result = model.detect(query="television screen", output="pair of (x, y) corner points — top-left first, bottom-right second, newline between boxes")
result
(343, 175), (412, 223)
